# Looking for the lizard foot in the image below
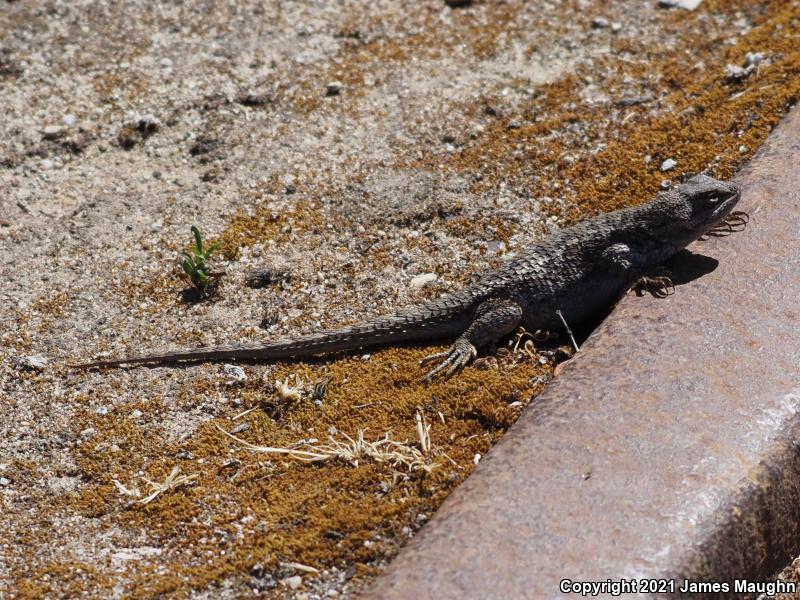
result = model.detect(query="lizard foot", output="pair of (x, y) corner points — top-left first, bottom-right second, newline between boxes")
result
(629, 272), (674, 298)
(420, 339), (478, 382)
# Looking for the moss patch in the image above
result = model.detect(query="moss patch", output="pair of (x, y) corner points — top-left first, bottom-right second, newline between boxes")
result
(16, 348), (547, 597)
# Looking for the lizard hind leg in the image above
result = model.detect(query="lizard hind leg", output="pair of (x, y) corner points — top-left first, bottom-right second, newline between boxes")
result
(421, 297), (524, 381)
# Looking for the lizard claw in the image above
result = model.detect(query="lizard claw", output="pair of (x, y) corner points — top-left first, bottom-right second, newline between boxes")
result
(628, 268), (674, 299)
(702, 210), (749, 238)
(421, 339), (478, 382)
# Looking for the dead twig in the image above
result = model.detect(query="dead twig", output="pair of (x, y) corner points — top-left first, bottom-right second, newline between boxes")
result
(555, 310), (579, 354)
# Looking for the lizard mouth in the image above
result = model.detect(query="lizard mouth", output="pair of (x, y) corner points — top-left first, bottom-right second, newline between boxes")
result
(700, 184), (745, 238)
(703, 183), (742, 227)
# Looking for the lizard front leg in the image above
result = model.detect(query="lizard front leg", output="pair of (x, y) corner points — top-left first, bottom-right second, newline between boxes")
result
(421, 298), (523, 381)
(629, 267), (675, 298)
(602, 242), (673, 298)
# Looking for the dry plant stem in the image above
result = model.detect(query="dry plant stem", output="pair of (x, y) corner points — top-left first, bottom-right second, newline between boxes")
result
(139, 466), (199, 505)
(278, 561), (320, 575)
(415, 409), (431, 455)
(556, 309), (579, 354)
(215, 425), (330, 462)
(232, 406), (259, 420)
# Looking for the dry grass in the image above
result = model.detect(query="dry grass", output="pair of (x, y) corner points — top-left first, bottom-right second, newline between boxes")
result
(216, 413), (439, 473)
(113, 465), (200, 505)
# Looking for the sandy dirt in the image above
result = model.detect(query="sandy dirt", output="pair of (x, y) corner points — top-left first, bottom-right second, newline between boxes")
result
(2, 0), (800, 598)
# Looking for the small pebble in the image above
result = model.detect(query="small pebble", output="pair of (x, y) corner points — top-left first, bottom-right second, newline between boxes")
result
(285, 575), (302, 590)
(236, 91), (274, 106)
(124, 111), (160, 133)
(223, 364), (247, 383)
(41, 159), (54, 170)
(725, 64), (751, 81)
(611, 22), (623, 32)
(506, 119), (522, 129)
(473, 453), (482, 464)
(160, 57), (173, 68)
(325, 81), (343, 96)
(660, 158), (677, 171)
(18, 355), (48, 371)
(229, 422), (250, 435)
(744, 52), (764, 68)
(0, 477), (10, 486)
(80, 427), (96, 439)
(658, 0), (702, 9)
(661, 179), (672, 190)
(63, 114), (78, 127)
(131, 409), (143, 419)
(95, 406), (110, 416)
(486, 240), (506, 255)
(43, 125), (64, 140)
(591, 17), (609, 29)
(410, 272), (437, 289)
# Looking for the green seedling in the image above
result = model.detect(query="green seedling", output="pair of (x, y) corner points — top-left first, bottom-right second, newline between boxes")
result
(179, 225), (222, 292)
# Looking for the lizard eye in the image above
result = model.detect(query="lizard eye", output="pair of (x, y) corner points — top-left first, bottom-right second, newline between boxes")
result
(698, 191), (723, 203)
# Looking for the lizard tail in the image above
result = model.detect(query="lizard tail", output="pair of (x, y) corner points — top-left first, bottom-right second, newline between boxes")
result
(70, 294), (474, 368)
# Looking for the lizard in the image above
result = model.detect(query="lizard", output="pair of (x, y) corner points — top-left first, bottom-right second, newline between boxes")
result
(72, 174), (744, 380)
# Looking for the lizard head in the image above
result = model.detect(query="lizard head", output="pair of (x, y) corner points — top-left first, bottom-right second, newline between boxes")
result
(660, 174), (741, 239)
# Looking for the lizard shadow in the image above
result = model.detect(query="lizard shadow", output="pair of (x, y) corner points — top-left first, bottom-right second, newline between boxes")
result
(661, 248), (720, 287)
(571, 249), (720, 345)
